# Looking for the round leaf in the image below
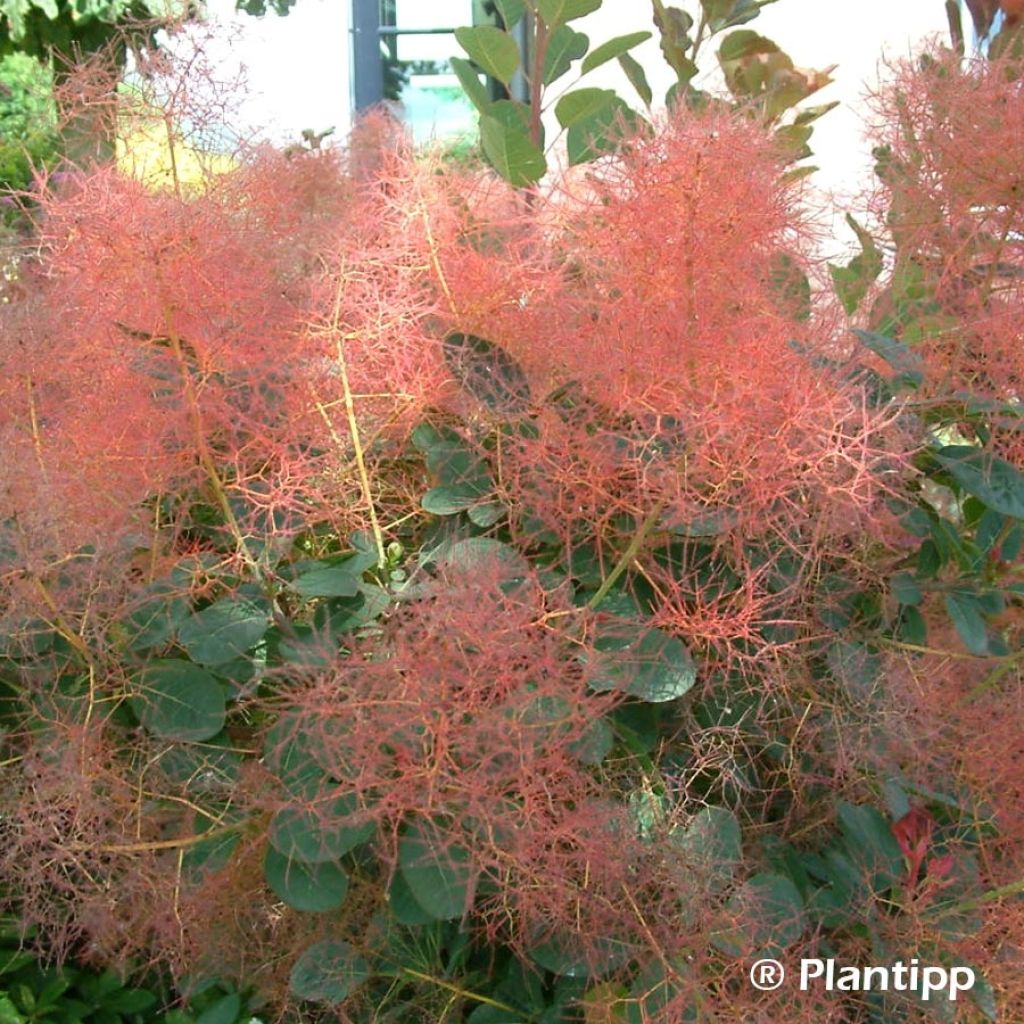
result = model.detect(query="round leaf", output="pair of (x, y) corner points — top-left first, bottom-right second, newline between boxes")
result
(122, 581), (189, 651)
(543, 25), (589, 85)
(422, 485), (488, 516)
(155, 734), (240, 793)
(387, 870), (435, 926)
(944, 589), (990, 656)
(712, 873), (805, 957)
(131, 660), (226, 741)
(587, 623), (697, 702)
(434, 538), (530, 580)
(569, 715), (614, 765)
(398, 825), (474, 921)
(450, 55), (491, 113)
(289, 940), (370, 1004)
(669, 806), (741, 893)
(555, 87), (618, 128)
(178, 597), (269, 666)
(454, 25), (520, 86)
(480, 115), (547, 187)
(290, 563), (362, 599)
(565, 95), (642, 166)
(264, 846), (349, 912)
(935, 446), (1024, 519)
(263, 714), (336, 796)
(529, 930), (633, 978)
(195, 993), (240, 1024)
(269, 792), (375, 863)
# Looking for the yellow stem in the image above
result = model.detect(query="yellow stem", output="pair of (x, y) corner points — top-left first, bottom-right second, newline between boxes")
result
(587, 503), (666, 611)
(321, 281), (386, 569)
(70, 822), (242, 855)
(31, 576), (96, 668)
(398, 968), (522, 1015)
(161, 305), (259, 572)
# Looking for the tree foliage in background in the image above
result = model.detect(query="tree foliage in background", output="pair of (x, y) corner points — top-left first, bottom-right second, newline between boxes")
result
(0, 51), (57, 193)
(0, 0), (295, 65)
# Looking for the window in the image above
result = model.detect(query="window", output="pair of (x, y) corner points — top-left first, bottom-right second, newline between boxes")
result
(351, 0), (527, 143)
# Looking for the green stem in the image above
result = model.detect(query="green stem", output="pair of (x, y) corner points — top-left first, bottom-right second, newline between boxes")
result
(161, 306), (259, 573)
(393, 968), (528, 1017)
(964, 647), (1024, 703)
(930, 876), (1024, 919)
(587, 502), (665, 611)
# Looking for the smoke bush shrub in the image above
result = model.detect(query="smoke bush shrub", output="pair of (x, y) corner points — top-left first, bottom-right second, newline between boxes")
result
(0, 24), (1022, 1024)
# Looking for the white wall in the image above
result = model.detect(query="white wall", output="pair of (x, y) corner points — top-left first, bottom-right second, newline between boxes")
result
(181, 0), (352, 147)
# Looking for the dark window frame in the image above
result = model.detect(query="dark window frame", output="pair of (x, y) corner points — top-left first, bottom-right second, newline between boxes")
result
(351, 0), (529, 116)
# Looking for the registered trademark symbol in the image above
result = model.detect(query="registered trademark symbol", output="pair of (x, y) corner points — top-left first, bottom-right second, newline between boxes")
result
(750, 959), (785, 991)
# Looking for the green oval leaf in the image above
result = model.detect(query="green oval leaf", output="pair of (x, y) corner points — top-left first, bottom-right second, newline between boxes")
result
(626, 959), (695, 1024)
(618, 51), (653, 107)
(837, 801), (906, 883)
(131, 660), (226, 742)
(935, 446), (1024, 520)
(555, 87), (618, 128)
(455, 25), (520, 87)
(944, 588), (990, 655)
(479, 115), (546, 187)
(398, 824), (474, 921)
(387, 870), (436, 926)
(289, 940), (370, 1004)
(529, 930), (633, 977)
(450, 55), (491, 114)
(264, 846), (349, 912)
(890, 571), (923, 606)
(269, 792), (375, 863)
(290, 562), (363, 599)
(670, 806), (742, 893)
(543, 25), (589, 85)
(195, 993), (241, 1024)
(442, 332), (532, 414)
(712, 873), (805, 958)
(536, 0), (601, 27)
(581, 31), (652, 73)
(178, 597), (269, 666)
(566, 95), (642, 166)
(156, 734), (240, 793)
(121, 581), (189, 651)
(586, 622), (697, 703)
(422, 485), (490, 516)
(851, 327), (923, 380)
(569, 715), (614, 765)
(718, 28), (780, 63)
(467, 500), (506, 528)
(434, 537), (530, 579)
(495, 0), (527, 28)
(263, 714), (332, 797)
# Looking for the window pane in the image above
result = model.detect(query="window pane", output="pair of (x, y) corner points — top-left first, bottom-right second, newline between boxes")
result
(379, 1), (483, 144)
(397, 44), (477, 144)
